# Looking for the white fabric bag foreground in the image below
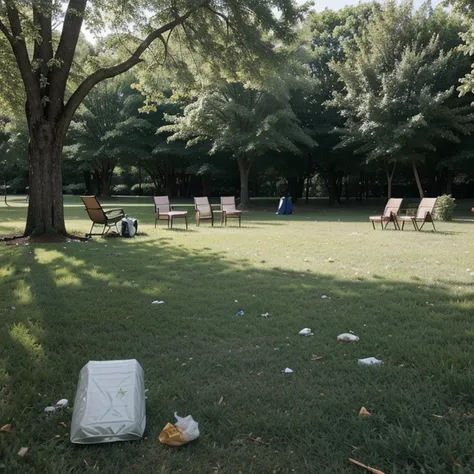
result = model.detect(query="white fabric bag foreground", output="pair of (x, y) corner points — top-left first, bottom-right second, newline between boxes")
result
(70, 359), (146, 444)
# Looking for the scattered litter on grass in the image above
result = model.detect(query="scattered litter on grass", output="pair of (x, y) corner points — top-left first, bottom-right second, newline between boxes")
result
(299, 328), (313, 336)
(0, 424), (11, 432)
(337, 333), (360, 342)
(321, 295), (330, 299)
(55, 434), (61, 438)
(235, 310), (245, 316)
(358, 357), (383, 366)
(159, 413), (200, 446)
(348, 457), (385, 474)
(248, 435), (270, 446)
(359, 407), (372, 417)
(152, 300), (165, 305)
(311, 355), (323, 361)
(261, 312), (272, 319)
(44, 399), (68, 414)
(235, 300), (238, 303)
(218, 396), (224, 405)
(10, 306), (15, 310)
(59, 421), (67, 427)
(281, 368), (293, 374)
(327, 258), (334, 263)
(17, 447), (28, 457)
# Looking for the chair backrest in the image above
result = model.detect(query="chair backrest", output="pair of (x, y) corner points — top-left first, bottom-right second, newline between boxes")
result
(194, 197), (212, 216)
(221, 196), (237, 212)
(153, 196), (171, 213)
(416, 198), (437, 219)
(81, 196), (106, 224)
(383, 198), (403, 217)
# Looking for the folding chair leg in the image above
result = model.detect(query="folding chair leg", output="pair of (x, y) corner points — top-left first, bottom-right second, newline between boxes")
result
(170, 217), (173, 229)
(155, 217), (157, 229)
(371, 221), (375, 230)
(401, 221), (405, 230)
(88, 222), (95, 237)
(431, 221), (436, 232)
(239, 215), (241, 227)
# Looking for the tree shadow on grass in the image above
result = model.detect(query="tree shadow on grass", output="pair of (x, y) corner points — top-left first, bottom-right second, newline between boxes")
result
(1, 239), (474, 473)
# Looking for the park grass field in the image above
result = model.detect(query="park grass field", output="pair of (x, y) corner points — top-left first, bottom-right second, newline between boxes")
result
(1, 196), (474, 473)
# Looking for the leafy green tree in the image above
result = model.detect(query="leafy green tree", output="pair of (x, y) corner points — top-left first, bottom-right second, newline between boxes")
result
(160, 81), (315, 208)
(64, 75), (148, 196)
(329, 0), (474, 198)
(0, 0), (301, 236)
(0, 117), (28, 204)
(450, 0), (474, 97)
(296, 3), (377, 204)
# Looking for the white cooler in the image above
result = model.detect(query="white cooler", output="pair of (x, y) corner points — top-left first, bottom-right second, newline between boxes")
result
(70, 359), (146, 444)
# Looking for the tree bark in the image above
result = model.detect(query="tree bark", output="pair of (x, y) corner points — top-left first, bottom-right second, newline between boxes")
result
(236, 154), (252, 209)
(101, 168), (113, 197)
(25, 119), (66, 235)
(4, 179), (9, 207)
(384, 160), (396, 200)
(412, 158), (424, 198)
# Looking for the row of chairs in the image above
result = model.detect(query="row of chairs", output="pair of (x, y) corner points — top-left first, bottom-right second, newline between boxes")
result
(369, 198), (437, 231)
(154, 196), (242, 230)
(80, 195), (242, 236)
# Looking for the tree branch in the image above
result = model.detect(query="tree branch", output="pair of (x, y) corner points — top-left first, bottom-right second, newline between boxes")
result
(61, 0), (209, 132)
(5, 3), (41, 108)
(49, 0), (87, 119)
(33, 0), (54, 67)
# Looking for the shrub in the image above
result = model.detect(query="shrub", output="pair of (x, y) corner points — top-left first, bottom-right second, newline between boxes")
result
(112, 184), (131, 196)
(131, 183), (155, 196)
(434, 194), (456, 221)
(63, 183), (86, 195)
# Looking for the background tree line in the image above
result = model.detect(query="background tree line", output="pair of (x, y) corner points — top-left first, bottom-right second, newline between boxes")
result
(2, 0), (474, 211)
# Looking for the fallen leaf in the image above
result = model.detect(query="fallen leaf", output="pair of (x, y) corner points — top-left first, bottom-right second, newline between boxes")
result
(218, 396), (224, 405)
(359, 407), (372, 417)
(59, 421), (67, 427)
(348, 458), (385, 474)
(17, 447), (28, 457)
(0, 424), (11, 432)
(311, 355), (323, 361)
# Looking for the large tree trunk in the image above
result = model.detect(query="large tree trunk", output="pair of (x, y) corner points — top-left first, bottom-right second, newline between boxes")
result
(25, 119), (66, 236)
(101, 165), (114, 197)
(236, 154), (252, 209)
(412, 158), (424, 198)
(384, 160), (396, 199)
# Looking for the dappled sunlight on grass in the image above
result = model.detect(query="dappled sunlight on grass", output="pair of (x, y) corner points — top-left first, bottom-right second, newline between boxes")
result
(9, 322), (45, 361)
(13, 279), (33, 305)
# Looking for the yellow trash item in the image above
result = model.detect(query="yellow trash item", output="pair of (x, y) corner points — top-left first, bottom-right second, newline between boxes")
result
(159, 413), (200, 446)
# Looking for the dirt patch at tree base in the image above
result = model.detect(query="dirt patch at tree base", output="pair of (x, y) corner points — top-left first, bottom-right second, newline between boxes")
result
(1, 234), (88, 245)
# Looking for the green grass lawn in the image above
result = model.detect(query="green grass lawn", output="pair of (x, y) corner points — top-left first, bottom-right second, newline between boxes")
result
(1, 196), (474, 473)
